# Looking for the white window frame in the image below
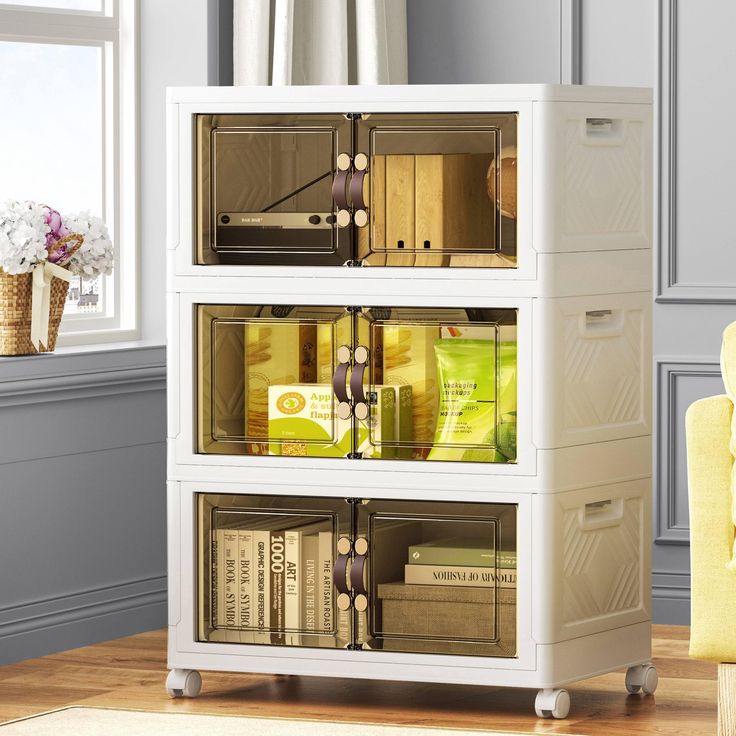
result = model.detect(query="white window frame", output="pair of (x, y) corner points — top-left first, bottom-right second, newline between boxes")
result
(0, 0), (139, 345)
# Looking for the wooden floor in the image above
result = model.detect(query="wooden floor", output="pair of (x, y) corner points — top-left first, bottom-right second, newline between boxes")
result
(0, 625), (717, 734)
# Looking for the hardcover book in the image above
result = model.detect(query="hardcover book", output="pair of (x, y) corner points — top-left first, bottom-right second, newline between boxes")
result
(253, 530), (270, 642)
(407, 537), (516, 568)
(284, 529), (301, 643)
(237, 530), (253, 643)
(210, 530), (219, 629)
(220, 529), (239, 643)
(270, 530), (286, 644)
(318, 531), (333, 635)
(405, 563), (516, 588)
(301, 533), (318, 632)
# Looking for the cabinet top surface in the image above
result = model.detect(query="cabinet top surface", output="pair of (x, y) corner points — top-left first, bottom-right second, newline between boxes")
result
(166, 83), (652, 106)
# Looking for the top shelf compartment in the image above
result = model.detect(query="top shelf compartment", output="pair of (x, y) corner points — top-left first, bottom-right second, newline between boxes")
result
(195, 112), (517, 269)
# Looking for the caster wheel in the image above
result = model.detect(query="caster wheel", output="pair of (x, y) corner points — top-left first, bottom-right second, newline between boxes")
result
(534, 688), (570, 719)
(166, 668), (202, 698)
(625, 664), (658, 695)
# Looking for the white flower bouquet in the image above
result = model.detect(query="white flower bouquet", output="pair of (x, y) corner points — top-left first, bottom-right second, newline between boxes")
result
(0, 200), (113, 355)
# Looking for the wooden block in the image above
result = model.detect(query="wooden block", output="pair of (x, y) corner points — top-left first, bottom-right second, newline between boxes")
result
(362, 154), (387, 264)
(441, 153), (494, 251)
(385, 154), (416, 265)
(414, 155), (445, 266)
(718, 663), (736, 736)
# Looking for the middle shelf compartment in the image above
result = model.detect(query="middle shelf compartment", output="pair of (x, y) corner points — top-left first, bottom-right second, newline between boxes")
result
(197, 304), (518, 464)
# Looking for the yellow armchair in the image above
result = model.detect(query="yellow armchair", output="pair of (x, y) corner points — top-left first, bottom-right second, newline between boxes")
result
(687, 321), (736, 735)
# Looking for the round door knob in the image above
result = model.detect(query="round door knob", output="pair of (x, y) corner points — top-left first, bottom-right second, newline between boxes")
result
(336, 209), (351, 228)
(353, 345), (369, 364)
(337, 593), (352, 611)
(354, 209), (368, 228)
(308, 214), (322, 225)
(354, 152), (368, 171)
(354, 593), (368, 612)
(337, 344), (352, 364)
(337, 152), (352, 171)
(337, 536), (352, 555)
(354, 537), (369, 556)
(337, 401), (352, 420)
(354, 402), (369, 421)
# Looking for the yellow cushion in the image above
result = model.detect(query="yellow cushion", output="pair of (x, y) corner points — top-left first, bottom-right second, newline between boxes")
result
(721, 322), (736, 570)
(687, 394), (736, 660)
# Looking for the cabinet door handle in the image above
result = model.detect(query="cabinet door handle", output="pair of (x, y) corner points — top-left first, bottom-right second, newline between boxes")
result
(350, 169), (367, 211)
(350, 153), (368, 227)
(333, 344), (352, 418)
(350, 345), (369, 414)
(332, 153), (351, 211)
(333, 552), (351, 595)
(350, 537), (369, 596)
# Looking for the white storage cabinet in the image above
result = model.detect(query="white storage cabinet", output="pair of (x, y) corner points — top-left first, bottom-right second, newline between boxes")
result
(165, 85), (655, 719)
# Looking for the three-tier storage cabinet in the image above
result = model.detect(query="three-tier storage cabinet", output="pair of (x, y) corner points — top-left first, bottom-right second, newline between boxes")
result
(165, 85), (655, 719)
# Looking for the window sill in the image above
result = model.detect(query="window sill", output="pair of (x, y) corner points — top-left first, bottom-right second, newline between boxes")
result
(0, 340), (166, 382)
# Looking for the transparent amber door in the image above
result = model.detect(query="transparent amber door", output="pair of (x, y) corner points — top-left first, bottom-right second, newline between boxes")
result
(197, 305), (353, 457)
(197, 494), (352, 647)
(355, 114), (517, 268)
(356, 307), (517, 463)
(196, 114), (352, 266)
(355, 499), (517, 657)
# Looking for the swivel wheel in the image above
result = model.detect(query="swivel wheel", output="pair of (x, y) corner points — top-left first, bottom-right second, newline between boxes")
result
(625, 664), (658, 695)
(166, 668), (202, 698)
(534, 688), (570, 719)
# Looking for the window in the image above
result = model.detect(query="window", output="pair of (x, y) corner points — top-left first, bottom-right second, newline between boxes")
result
(0, 1), (138, 343)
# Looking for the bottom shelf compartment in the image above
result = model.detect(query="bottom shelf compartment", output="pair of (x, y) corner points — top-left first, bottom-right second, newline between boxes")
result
(196, 493), (518, 658)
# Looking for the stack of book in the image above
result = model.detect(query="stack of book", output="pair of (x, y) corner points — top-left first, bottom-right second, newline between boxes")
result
(377, 537), (516, 641)
(210, 524), (334, 644)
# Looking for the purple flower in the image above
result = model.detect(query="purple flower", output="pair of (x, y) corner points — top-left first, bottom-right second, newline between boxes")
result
(43, 206), (70, 248)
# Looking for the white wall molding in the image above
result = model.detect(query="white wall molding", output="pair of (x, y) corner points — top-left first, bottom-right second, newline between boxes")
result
(656, 0), (736, 303)
(0, 346), (165, 406)
(654, 358), (723, 546)
(652, 571), (691, 624)
(0, 575), (167, 666)
(0, 363), (165, 408)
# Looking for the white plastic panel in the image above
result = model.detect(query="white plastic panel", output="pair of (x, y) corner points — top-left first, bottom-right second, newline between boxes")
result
(533, 480), (651, 645)
(533, 291), (651, 449)
(533, 101), (652, 253)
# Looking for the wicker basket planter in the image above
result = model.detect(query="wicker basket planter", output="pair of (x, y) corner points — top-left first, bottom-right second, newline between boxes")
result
(0, 270), (69, 355)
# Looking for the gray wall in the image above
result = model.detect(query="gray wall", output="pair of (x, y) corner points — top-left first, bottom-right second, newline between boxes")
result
(408, 0), (736, 624)
(0, 0), (219, 666)
(0, 347), (166, 664)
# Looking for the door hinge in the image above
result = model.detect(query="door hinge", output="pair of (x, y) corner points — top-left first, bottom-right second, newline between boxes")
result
(345, 113), (363, 120)
(345, 259), (363, 267)
(345, 497), (360, 505)
(347, 643), (363, 650)
(346, 305), (363, 313)
(347, 452), (363, 460)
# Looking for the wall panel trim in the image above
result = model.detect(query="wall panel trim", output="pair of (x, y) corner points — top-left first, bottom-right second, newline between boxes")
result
(657, 0), (736, 303)
(654, 358), (722, 545)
